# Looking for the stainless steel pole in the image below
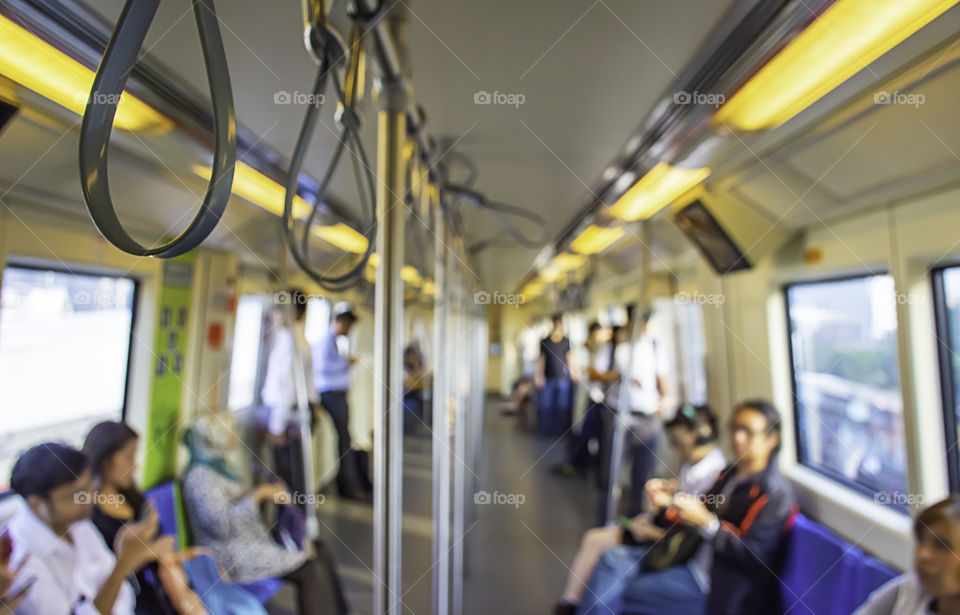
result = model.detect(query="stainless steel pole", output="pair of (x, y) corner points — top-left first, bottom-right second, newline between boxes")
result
(372, 73), (407, 615)
(431, 201), (450, 615)
(451, 251), (466, 615)
(605, 222), (650, 525)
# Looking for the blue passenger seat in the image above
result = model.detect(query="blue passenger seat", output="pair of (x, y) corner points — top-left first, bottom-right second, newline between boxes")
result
(144, 481), (284, 605)
(779, 513), (899, 615)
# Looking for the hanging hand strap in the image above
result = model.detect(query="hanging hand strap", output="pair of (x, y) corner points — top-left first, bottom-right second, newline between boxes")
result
(79, 0), (236, 258)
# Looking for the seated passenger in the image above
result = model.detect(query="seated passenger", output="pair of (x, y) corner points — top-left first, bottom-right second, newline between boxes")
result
(853, 495), (960, 614)
(181, 409), (346, 615)
(7, 443), (172, 615)
(84, 421), (267, 615)
(555, 404), (725, 614)
(576, 399), (796, 615)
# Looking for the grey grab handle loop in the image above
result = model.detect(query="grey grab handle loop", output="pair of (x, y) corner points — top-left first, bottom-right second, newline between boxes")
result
(79, 0), (237, 258)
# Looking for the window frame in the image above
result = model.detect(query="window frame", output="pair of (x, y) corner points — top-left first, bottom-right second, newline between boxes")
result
(932, 264), (960, 491)
(783, 271), (906, 503)
(0, 260), (140, 420)
(227, 294), (269, 412)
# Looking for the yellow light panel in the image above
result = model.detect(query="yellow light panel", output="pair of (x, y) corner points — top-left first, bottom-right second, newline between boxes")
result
(521, 281), (544, 298)
(570, 224), (625, 255)
(609, 163), (709, 222)
(714, 0), (960, 130)
(0, 15), (172, 133)
(193, 162), (311, 219)
(312, 222), (368, 255)
(195, 163), (368, 253)
(540, 252), (585, 282)
(422, 279), (436, 296)
(401, 265), (422, 287)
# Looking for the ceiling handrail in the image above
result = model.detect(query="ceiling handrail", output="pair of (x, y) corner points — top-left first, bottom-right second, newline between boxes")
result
(79, 0), (236, 258)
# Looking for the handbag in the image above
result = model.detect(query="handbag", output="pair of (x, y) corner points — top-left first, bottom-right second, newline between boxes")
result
(640, 507), (704, 571)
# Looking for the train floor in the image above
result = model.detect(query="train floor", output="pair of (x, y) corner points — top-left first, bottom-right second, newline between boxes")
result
(302, 396), (597, 615)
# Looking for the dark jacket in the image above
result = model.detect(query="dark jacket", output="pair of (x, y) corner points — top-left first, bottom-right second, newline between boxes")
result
(705, 462), (797, 615)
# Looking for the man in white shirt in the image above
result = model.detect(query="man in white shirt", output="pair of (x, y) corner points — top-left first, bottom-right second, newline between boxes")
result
(262, 289), (320, 501)
(8, 443), (171, 615)
(602, 308), (670, 517)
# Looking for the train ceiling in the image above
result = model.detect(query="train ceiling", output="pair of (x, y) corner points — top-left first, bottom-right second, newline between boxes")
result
(0, 1), (959, 291)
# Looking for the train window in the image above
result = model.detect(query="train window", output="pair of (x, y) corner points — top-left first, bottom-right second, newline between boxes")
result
(304, 296), (331, 346)
(0, 264), (136, 482)
(675, 301), (708, 405)
(934, 266), (960, 490)
(228, 295), (266, 411)
(785, 274), (908, 502)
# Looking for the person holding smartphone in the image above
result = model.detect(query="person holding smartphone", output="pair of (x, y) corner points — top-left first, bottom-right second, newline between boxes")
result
(554, 404), (725, 615)
(7, 442), (171, 615)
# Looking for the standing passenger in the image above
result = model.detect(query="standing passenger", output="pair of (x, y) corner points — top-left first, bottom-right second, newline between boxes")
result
(536, 312), (576, 436)
(554, 322), (612, 476)
(403, 342), (428, 435)
(313, 301), (370, 501)
(261, 288), (318, 501)
(605, 308), (669, 517)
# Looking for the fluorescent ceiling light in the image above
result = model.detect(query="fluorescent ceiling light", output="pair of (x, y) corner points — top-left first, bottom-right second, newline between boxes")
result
(521, 281), (544, 298)
(0, 15), (172, 133)
(609, 163), (709, 222)
(193, 163), (369, 254)
(570, 225), (625, 255)
(540, 252), (585, 283)
(312, 223), (368, 255)
(714, 0), (960, 130)
(401, 265), (422, 287)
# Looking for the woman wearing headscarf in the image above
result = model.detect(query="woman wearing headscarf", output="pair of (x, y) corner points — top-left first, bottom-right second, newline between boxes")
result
(181, 409), (346, 615)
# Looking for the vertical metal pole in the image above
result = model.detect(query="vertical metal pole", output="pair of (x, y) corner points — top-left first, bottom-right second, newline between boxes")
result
(452, 258), (465, 615)
(605, 223), (650, 525)
(431, 205), (450, 615)
(289, 316), (319, 541)
(373, 74), (407, 615)
(466, 314), (487, 531)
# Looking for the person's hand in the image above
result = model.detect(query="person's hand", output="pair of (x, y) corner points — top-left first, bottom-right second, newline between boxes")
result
(628, 517), (665, 542)
(254, 483), (292, 506)
(157, 557), (209, 615)
(534, 375), (545, 389)
(673, 493), (716, 529)
(0, 539), (28, 611)
(644, 478), (678, 509)
(115, 509), (171, 574)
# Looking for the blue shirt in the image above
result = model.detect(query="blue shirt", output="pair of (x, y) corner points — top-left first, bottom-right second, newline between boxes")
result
(313, 327), (351, 392)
